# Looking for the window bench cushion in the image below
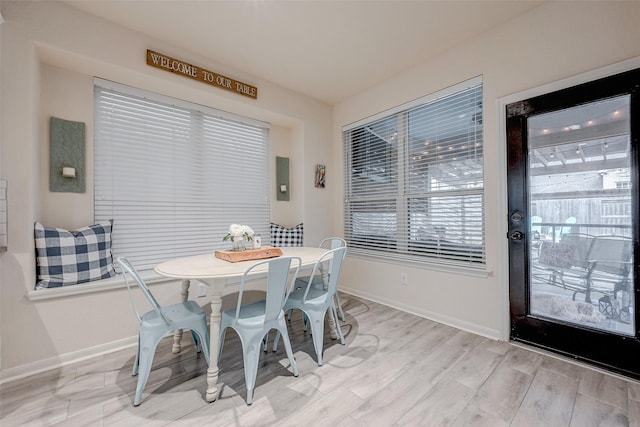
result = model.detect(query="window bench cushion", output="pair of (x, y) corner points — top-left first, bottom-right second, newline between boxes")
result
(27, 270), (174, 301)
(34, 220), (116, 289)
(270, 222), (303, 247)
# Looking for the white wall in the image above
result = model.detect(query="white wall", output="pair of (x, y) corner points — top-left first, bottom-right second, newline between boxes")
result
(0, 1), (332, 375)
(333, 1), (640, 339)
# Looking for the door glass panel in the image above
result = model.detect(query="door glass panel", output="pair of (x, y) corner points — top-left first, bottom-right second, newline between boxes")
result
(528, 95), (634, 336)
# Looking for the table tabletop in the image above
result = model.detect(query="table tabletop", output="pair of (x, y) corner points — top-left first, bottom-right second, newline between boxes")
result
(154, 246), (328, 280)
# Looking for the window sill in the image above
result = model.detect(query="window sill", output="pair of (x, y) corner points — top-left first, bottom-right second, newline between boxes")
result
(26, 271), (177, 301)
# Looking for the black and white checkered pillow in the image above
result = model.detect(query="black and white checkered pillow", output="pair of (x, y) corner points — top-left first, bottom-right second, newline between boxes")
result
(34, 220), (116, 289)
(270, 223), (303, 247)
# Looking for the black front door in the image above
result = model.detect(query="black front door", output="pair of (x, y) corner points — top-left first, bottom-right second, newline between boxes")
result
(506, 68), (640, 379)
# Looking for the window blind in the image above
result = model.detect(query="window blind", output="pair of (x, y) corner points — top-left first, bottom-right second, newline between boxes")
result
(94, 79), (270, 271)
(344, 79), (485, 268)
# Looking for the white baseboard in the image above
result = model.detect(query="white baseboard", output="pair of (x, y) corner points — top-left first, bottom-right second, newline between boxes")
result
(340, 286), (502, 341)
(0, 336), (138, 385)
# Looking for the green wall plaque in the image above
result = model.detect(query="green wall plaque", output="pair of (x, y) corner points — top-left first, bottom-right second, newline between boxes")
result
(276, 156), (290, 201)
(50, 117), (85, 193)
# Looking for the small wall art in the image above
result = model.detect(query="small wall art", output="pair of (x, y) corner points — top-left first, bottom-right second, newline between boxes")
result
(315, 164), (326, 188)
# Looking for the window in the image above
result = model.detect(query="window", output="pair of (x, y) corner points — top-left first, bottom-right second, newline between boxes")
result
(343, 78), (485, 268)
(94, 79), (270, 271)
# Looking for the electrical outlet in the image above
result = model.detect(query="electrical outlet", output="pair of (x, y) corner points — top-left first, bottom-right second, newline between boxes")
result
(197, 282), (207, 297)
(401, 272), (408, 285)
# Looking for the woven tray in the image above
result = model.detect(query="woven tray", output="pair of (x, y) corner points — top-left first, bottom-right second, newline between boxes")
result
(214, 246), (283, 263)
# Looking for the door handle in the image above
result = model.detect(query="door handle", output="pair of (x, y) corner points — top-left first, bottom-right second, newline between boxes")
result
(508, 231), (524, 241)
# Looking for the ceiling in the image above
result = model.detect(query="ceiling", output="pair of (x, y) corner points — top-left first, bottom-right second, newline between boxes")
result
(63, 0), (544, 105)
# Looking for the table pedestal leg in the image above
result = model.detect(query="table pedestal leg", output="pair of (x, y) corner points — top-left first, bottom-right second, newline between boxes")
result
(172, 279), (191, 354)
(206, 290), (223, 402)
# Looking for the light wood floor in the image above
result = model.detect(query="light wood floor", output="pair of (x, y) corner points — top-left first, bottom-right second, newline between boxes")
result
(2, 294), (639, 426)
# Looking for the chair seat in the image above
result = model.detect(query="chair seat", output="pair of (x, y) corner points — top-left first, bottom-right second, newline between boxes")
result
(294, 273), (346, 321)
(288, 286), (326, 307)
(140, 300), (206, 327)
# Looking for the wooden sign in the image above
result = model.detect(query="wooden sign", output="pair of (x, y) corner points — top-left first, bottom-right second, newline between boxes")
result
(146, 49), (258, 99)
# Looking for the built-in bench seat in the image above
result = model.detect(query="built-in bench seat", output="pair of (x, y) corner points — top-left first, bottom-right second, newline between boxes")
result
(27, 270), (175, 301)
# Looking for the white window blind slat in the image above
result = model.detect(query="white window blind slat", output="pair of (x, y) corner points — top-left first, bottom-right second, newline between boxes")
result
(344, 79), (485, 268)
(94, 80), (270, 271)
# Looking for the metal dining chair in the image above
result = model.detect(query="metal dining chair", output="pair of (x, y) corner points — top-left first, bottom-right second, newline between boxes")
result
(296, 237), (347, 322)
(118, 257), (210, 406)
(274, 247), (347, 366)
(218, 256), (301, 404)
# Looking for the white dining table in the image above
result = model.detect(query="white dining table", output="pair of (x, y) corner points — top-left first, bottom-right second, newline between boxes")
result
(154, 246), (333, 402)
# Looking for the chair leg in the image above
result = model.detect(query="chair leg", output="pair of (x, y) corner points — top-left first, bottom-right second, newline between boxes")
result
(132, 335), (141, 377)
(308, 312), (326, 366)
(334, 293), (346, 322)
(192, 326), (211, 366)
(331, 305), (345, 344)
(133, 335), (161, 406)
(272, 310), (301, 352)
(242, 338), (262, 405)
(277, 322), (298, 377)
(191, 330), (202, 353)
(218, 327), (228, 363)
(288, 308), (309, 331)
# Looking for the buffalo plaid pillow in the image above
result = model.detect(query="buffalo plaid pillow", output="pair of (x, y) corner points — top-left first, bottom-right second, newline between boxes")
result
(34, 220), (116, 289)
(270, 223), (303, 247)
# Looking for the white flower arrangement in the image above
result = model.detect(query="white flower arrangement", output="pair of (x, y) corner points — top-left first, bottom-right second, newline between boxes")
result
(223, 224), (254, 242)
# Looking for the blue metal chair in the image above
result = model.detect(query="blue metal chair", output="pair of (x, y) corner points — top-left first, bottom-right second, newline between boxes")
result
(275, 247), (347, 366)
(285, 237), (347, 325)
(296, 237), (347, 322)
(118, 257), (210, 406)
(218, 256), (301, 404)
